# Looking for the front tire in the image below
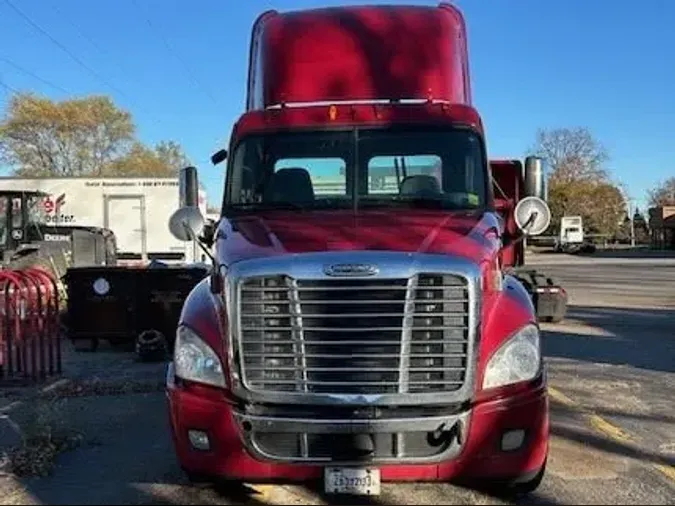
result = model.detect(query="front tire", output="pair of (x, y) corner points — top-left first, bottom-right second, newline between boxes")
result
(509, 461), (546, 495)
(182, 468), (212, 484)
(488, 459), (547, 497)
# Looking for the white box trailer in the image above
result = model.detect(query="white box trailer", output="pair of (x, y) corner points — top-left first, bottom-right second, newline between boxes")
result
(0, 176), (207, 264)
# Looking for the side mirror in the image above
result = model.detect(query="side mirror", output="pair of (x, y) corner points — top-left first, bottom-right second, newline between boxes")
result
(523, 156), (547, 201)
(514, 196), (551, 237)
(169, 207), (206, 242)
(211, 149), (228, 166)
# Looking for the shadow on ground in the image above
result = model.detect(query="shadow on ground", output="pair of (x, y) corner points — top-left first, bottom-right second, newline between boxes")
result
(542, 304), (675, 373)
(575, 249), (675, 259)
(7, 387), (563, 505)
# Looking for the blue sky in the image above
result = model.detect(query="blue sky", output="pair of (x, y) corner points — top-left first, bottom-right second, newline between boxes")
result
(0, 0), (673, 212)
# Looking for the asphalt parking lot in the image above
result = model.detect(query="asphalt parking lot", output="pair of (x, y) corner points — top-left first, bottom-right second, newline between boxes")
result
(1, 252), (674, 505)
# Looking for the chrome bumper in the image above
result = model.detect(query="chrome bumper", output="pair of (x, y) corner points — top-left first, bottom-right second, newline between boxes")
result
(232, 408), (471, 465)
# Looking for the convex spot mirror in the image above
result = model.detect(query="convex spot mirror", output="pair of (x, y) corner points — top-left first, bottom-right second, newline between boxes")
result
(169, 207), (206, 242)
(514, 196), (551, 236)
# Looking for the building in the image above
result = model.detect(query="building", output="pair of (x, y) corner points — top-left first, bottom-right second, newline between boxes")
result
(648, 206), (675, 249)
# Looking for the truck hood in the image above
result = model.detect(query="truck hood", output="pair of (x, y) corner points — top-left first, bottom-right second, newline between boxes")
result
(216, 209), (502, 266)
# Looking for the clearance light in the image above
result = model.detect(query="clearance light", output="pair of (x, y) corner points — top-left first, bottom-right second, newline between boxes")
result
(328, 105), (337, 121)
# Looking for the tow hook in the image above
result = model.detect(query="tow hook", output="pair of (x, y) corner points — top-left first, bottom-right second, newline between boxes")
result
(427, 421), (462, 448)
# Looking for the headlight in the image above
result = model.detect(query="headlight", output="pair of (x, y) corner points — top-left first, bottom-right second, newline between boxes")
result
(174, 325), (226, 388)
(482, 323), (541, 389)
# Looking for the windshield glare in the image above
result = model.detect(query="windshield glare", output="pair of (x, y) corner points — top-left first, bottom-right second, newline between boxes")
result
(225, 128), (487, 212)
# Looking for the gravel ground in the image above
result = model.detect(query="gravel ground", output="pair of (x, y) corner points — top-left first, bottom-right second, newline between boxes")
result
(1, 254), (673, 505)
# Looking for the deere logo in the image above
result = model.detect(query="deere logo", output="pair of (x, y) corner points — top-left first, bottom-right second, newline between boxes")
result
(323, 263), (379, 277)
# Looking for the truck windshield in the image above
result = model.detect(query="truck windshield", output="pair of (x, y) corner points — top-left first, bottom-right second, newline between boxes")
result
(225, 127), (487, 212)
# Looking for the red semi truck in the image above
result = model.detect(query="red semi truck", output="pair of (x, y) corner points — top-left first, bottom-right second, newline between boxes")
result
(166, 3), (555, 496)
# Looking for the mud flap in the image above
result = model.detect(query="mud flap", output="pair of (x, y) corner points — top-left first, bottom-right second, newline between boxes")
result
(512, 269), (568, 323)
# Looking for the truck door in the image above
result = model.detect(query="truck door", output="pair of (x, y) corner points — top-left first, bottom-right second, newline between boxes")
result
(104, 195), (147, 261)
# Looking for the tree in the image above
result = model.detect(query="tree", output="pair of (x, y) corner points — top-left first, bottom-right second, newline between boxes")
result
(103, 141), (190, 177)
(530, 127), (609, 185)
(0, 93), (134, 176)
(529, 127), (625, 237)
(584, 182), (625, 236)
(0, 93), (190, 178)
(648, 177), (675, 207)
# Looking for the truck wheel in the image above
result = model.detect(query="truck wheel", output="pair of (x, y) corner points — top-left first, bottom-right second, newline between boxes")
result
(183, 468), (211, 484)
(509, 460), (546, 495)
(546, 314), (565, 324)
(488, 460), (546, 498)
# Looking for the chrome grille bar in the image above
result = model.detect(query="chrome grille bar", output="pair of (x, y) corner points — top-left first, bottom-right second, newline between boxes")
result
(238, 272), (470, 396)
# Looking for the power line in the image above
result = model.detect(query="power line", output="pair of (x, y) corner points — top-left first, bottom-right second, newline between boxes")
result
(47, 3), (136, 95)
(43, 2), (169, 132)
(0, 72), (18, 94)
(2, 0), (140, 105)
(130, 0), (220, 107)
(0, 56), (70, 94)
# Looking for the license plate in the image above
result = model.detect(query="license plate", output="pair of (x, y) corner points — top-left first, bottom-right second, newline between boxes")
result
(324, 467), (381, 495)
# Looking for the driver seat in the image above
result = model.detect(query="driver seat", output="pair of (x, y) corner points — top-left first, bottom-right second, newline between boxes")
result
(399, 175), (442, 197)
(263, 168), (315, 203)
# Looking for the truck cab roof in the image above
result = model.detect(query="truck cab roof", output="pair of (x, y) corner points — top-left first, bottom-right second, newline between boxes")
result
(246, 3), (471, 111)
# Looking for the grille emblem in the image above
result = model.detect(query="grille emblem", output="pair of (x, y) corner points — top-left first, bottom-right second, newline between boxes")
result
(323, 263), (379, 277)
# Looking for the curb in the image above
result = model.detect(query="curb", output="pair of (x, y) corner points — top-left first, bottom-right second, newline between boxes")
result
(0, 378), (72, 416)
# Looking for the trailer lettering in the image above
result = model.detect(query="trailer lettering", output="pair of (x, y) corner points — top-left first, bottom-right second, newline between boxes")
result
(44, 233), (71, 242)
(45, 214), (75, 224)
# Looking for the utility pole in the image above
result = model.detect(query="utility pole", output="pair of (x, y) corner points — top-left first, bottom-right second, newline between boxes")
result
(629, 199), (635, 248)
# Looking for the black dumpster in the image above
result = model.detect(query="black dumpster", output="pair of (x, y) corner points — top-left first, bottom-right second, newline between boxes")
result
(64, 266), (140, 351)
(64, 264), (208, 352)
(138, 265), (209, 347)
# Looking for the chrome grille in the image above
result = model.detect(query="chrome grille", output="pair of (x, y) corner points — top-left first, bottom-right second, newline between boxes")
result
(238, 273), (470, 395)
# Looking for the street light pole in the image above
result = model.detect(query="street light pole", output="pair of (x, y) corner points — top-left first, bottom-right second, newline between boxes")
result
(629, 199), (635, 247)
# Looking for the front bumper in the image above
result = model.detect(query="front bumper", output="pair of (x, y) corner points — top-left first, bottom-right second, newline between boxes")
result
(167, 364), (549, 482)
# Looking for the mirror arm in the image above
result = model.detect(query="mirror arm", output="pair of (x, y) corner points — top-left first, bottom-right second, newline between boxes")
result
(502, 211), (538, 248)
(502, 230), (526, 249)
(209, 266), (223, 294)
(181, 221), (216, 264)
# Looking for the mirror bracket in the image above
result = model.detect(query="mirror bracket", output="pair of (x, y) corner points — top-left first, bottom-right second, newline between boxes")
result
(209, 267), (222, 294)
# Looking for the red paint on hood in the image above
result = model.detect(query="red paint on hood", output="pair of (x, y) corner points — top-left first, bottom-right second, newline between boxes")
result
(216, 209), (502, 266)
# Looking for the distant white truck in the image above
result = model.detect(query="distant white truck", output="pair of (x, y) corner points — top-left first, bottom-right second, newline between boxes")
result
(0, 176), (207, 264)
(555, 215), (585, 253)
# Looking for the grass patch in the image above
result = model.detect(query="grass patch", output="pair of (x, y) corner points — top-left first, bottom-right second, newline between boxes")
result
(2, 396), (83, 478)
(41, 378), (165, 399)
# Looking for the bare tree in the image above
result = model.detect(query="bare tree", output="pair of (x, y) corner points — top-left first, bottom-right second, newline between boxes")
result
(648, 177), (675, 207)
(529, 127), (625, 236)
(530, 127), (609, 184)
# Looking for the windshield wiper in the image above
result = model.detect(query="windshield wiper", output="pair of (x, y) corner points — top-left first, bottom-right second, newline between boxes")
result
(228, 201), (308, 211)
(227, 199), (352, 212)
(359, 196), (471, 210)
